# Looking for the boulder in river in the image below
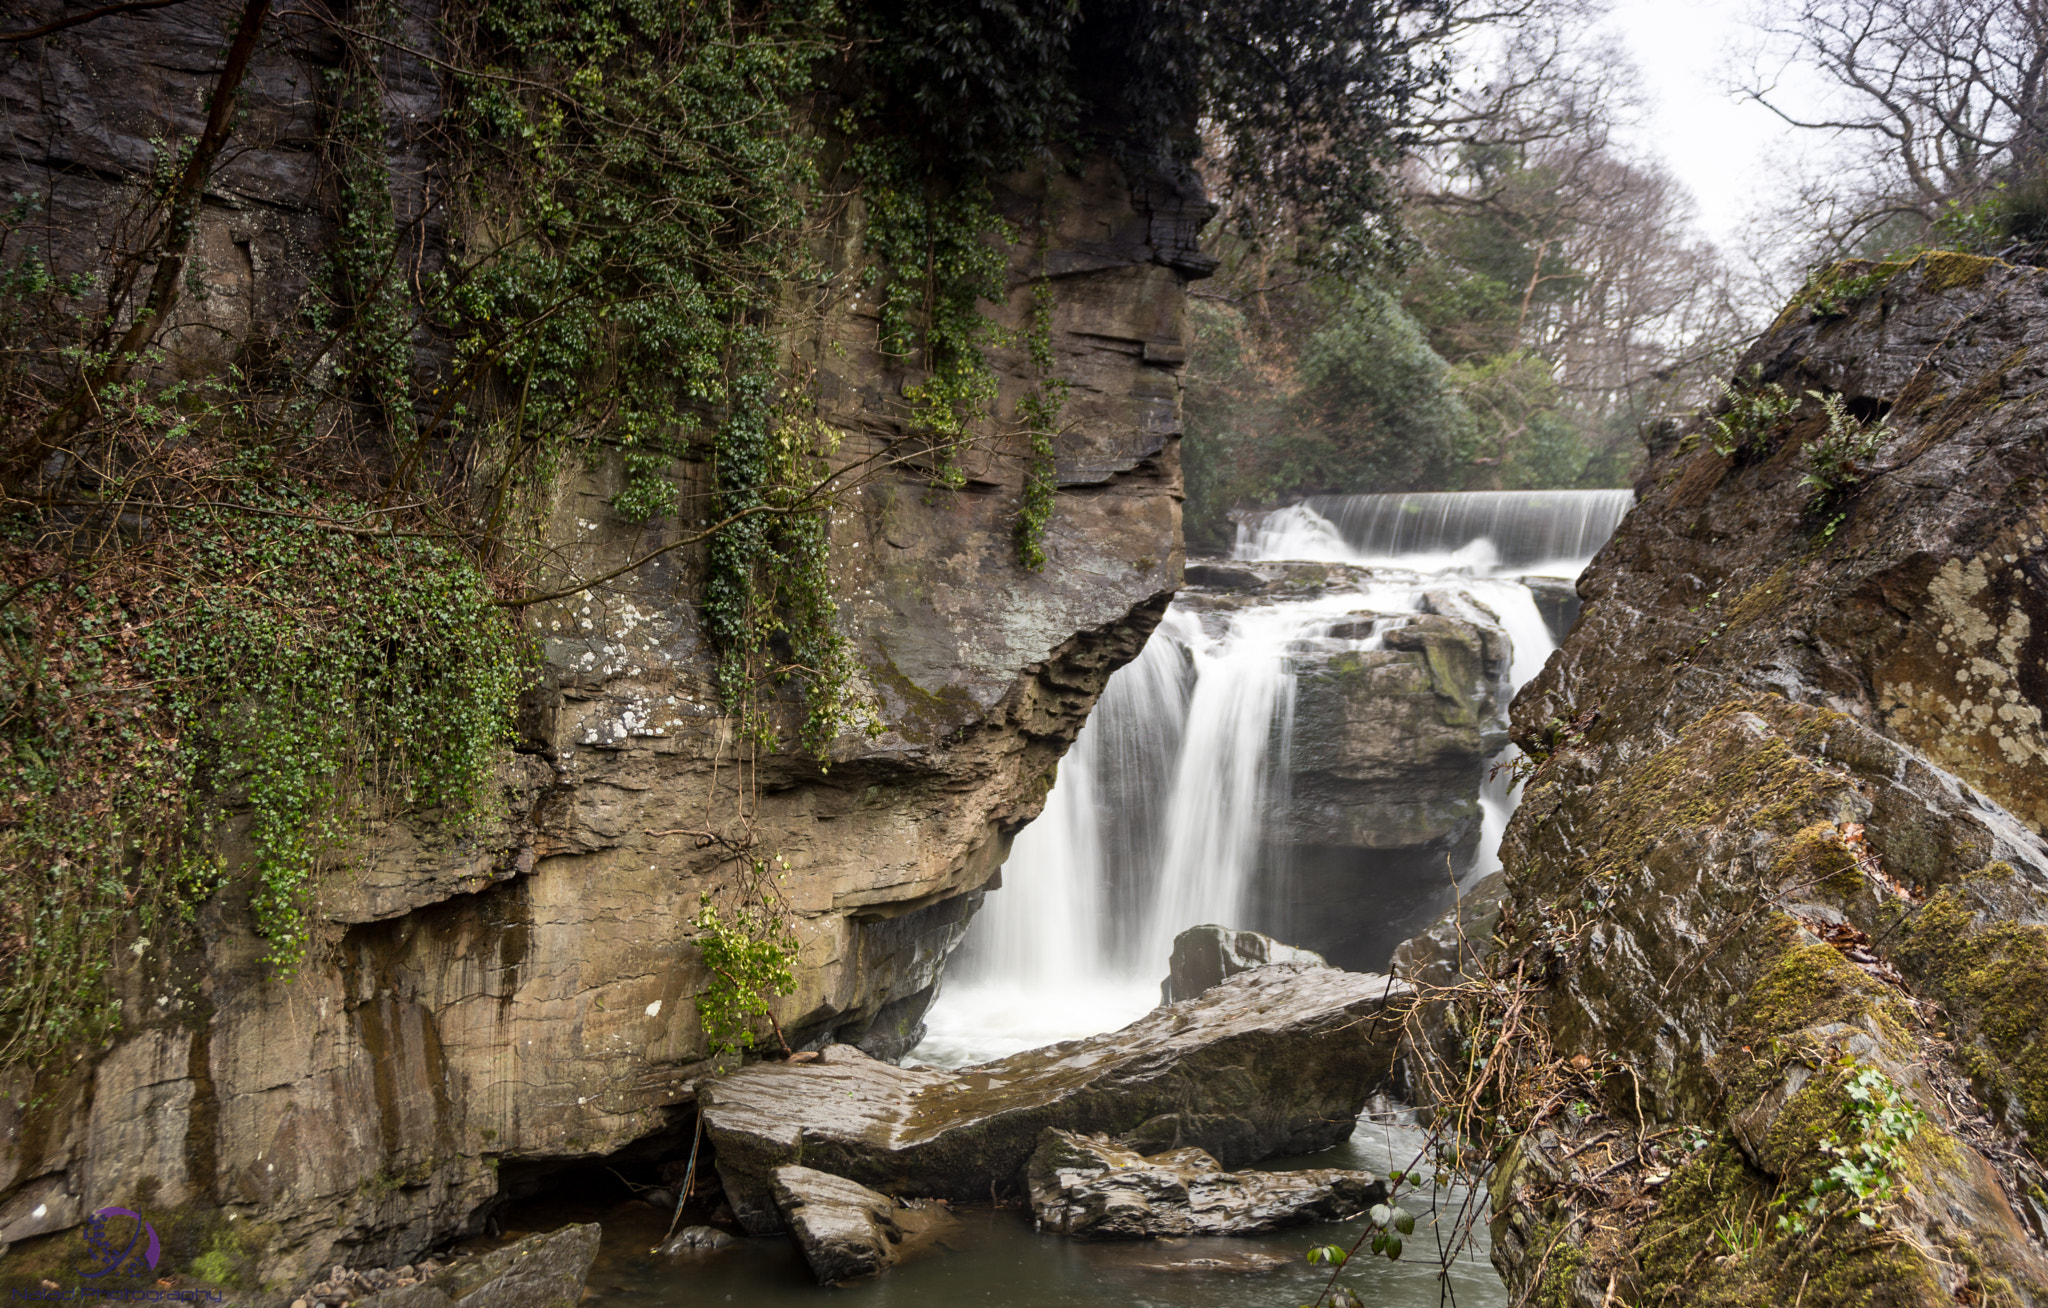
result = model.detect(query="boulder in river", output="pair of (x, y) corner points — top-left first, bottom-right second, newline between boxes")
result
(1159, 924), (1328, 1002)
(699, 964), (1411, 1233)
(1026, 1128), (1384, 1239)
(771, 1165), (953, 1284)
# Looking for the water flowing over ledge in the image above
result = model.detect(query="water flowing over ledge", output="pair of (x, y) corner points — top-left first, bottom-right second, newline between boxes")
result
(913, 489), (1633, 1068)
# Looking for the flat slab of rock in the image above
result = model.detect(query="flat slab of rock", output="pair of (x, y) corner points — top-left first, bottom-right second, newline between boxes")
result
(1161, 924), (1329, 1002)
(700, 964), (1410, 1233)
(351, 1224), (601, 1308)
(1027, 1128), (1383, 1239)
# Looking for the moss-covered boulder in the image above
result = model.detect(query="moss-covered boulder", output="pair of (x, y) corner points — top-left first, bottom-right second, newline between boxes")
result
(1467, 253), (2048, 1306)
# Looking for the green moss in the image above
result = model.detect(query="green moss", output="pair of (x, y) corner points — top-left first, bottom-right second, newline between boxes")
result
(1772, 824), (1863, 898)
(1723, 564), (1796, 635)
(1892, 878), (2048, 1148)
(1771, 259), (1912, 331)
(1917, 250), (1997, 295)
(1730, 933), (1911, 1057)
(1628, 1136), (1944, 1308)
(1539, 698), (1843, 890)
(1533, 1226), (1588, 1308)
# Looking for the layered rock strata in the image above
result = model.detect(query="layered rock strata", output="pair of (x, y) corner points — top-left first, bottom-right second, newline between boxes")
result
(0, 0), (1196, 1281)
(697, 964), (1411, 1234)
(1472, 252), (2048, 1305)
(1026, 1129), (1383, 1239)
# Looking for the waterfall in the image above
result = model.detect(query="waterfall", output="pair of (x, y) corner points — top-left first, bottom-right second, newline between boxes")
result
(913, 490), (1632, 1066)
(1245, 490), (1635, 574)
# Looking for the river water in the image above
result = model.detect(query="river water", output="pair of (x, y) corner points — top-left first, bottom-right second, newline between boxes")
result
(564, 491), (1630, 1308)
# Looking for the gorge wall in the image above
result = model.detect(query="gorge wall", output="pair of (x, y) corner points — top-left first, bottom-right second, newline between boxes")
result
(1479, 253), (2048, 1305)
(0, 0), (1195, 1280)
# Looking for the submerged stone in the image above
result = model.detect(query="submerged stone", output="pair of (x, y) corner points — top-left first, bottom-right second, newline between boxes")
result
(654, 1225), (734, 1255)
(1159, 924), (1328, 1003)
(1026, 1128), (1383, 1239)
(699, 964), (1410, 1234)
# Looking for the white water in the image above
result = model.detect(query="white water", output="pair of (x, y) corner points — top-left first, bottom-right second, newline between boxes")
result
(910, 490), (1630, 1068)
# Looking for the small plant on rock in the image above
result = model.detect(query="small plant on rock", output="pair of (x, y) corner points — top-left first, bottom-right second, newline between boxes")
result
(1774, 1060), (1926, 1237)
(693, 865), (799, 1059)
(1798, 391), (1888, 513)
(1707, 367), (1800, 458)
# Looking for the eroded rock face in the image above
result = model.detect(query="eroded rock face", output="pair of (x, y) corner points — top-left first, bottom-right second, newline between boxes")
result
(1275, 606), (1509, 969)
(1026, 1129), (1383, 1239)
(698, 964), (1411, 1234)
(1477, 254), (2048, 1306)
(0, 0), (1192, 1280)
(1160, 925), (1328, 1003)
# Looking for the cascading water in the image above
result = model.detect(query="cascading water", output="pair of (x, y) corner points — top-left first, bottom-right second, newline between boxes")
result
(913, 489), (1631, 1068)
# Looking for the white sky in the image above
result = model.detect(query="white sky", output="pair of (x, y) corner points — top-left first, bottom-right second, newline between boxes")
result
(1600, 0), (1831, 249)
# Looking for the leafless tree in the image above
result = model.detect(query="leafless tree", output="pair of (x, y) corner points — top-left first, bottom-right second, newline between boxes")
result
(1737, 0), (2048, 257)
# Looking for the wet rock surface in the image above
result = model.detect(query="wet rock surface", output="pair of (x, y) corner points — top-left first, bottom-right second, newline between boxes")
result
(653, 1225), (734, 1255)
(1160, 925), (1328, 1002)
(340, 1225), (601, 1308)
(1026, 1129), (1383, 1239)
(699, 965), (1410, 1234)
(1276, 605), (1510, 969)
(1474, 254), (2048, 1305)
(770, 1166), (955, 1284)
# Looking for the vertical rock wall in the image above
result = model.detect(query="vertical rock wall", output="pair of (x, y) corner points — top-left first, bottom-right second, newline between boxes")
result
(0, 0), (1196, 1279)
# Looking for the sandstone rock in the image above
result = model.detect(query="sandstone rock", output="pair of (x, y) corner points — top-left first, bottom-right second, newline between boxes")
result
(1518, 576), (1581, 642)
(1026, 1129), (1383, 1239)
(1183, 564), (1267, 589)
(699, 964), (1411, 1233)
(772, 1166), (908, 1283)
(1159, 925), (1328, 1003)
(351, 1224), (600, 1308)
(1388, 871), (1507, 988)
(0, 3), (1192, 1279)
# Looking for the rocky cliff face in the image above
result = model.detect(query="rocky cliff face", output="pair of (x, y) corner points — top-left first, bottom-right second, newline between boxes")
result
(1481, 253), (2048, 1305)
(0, 0), (1193, 1280)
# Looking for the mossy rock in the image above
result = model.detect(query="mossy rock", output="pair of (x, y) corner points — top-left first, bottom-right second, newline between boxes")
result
(1891, 871), (2048, 1150)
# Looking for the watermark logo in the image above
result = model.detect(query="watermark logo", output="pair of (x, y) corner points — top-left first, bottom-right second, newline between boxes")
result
(77, 1208), (159, 1280)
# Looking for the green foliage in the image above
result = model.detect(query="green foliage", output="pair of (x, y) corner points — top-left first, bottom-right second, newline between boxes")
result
(154, 496), (526, 970)
(849, 0), (1081, 174)
(1797, 391), (1887, 512)
(1015, 280), (1065, 570)
(1932, 167), (2048, 251)
(850, 139), (1012, 487)
(1706, 367), (1798, 459)
(692, 867), (798, 1058)
(319, 29), (415, 440)
(1182, 283), (1476, 539)
(445, 0), (829, 522)
(0, 483), (524, 1051)
(1772, 1061), (1925, 1236)
(445, 0), (876, 756)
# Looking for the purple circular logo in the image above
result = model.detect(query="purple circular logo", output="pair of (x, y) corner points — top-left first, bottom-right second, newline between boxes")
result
(78, 1207), (160, 1279)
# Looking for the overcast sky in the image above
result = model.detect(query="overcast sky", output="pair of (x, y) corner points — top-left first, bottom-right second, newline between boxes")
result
(1601, 0), (1833, 250)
